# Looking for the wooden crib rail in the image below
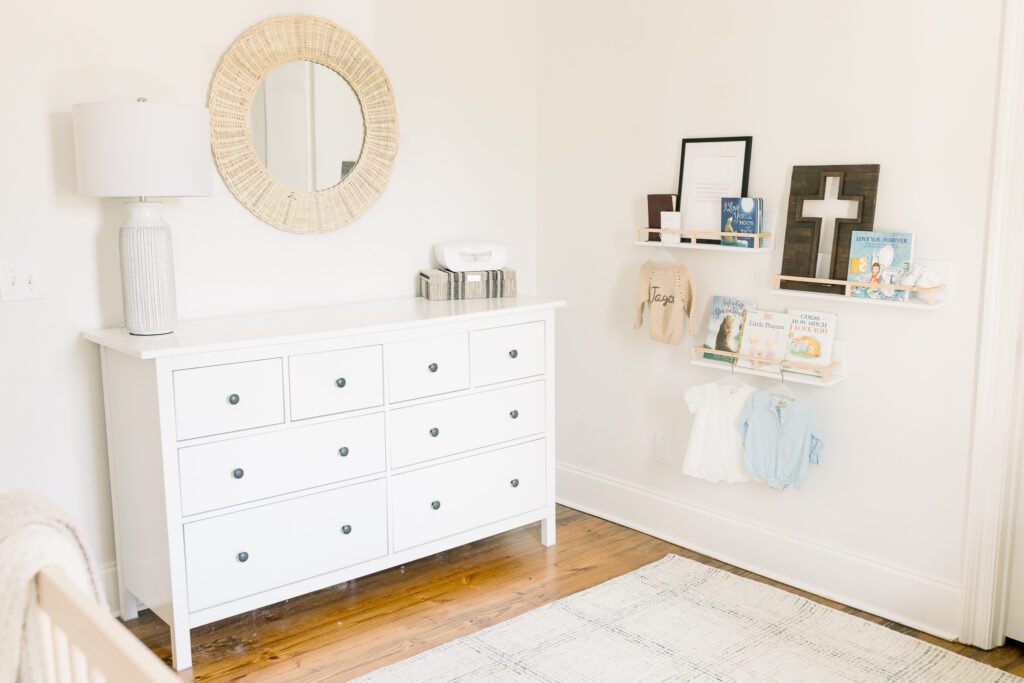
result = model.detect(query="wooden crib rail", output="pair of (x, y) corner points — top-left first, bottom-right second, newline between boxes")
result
(35, 566), (176, 683)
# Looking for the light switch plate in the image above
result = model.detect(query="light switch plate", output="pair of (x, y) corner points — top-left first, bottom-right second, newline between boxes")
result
(0, 260), (44, 301)
(654, 431), (672, 464)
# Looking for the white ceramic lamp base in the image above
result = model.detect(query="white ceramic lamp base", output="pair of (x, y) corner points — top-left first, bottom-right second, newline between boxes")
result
(120, 201), (177, 335)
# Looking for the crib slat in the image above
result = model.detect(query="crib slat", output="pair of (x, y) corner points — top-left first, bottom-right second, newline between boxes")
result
(36, 566), (176, 682)
(71, 645), (90, 683)
(51, 622), (73, 683)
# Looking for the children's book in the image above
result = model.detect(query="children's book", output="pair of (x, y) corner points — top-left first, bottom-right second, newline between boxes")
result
(736, 310), (790, 369)
(703, 296), (756, 362)
(720, 197), (763, 248)
(847, 231), (915, 302)
(785, 309), (837, 376)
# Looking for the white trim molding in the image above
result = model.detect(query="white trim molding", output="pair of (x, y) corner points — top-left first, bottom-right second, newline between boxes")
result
(960, 0), (1024, 650)
(557, 463), (962, 639)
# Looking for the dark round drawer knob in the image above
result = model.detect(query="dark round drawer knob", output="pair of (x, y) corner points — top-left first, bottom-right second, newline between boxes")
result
(237, 551), (249, 563)
(431, 500), (441, 510)
(232, 468), (244, 479)
(429, 427), (440, 437)
(511, 479), (520, 488)
(509, 410), (519, 419)
(228, 393), (240, 405)
(336, 377), (347, 388)
(341, 524), (352, 535)
(428, 363), (438, 373)
(338, 446), (350, 457)
(509, 349), (519, 359)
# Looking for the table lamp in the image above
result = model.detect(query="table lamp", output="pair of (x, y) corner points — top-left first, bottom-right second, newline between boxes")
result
(72, 99), (210, 335)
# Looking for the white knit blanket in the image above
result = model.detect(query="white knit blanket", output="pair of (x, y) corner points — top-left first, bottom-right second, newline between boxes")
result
(0, 489), (102, 683)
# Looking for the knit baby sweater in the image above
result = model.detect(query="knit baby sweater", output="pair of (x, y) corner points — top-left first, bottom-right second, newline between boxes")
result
(633, 259), (699, 345)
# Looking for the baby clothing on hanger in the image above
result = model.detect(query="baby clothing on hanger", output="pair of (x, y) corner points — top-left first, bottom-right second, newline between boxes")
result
(633, 259), (698, 345)
(738, 390), (823, 490)
(683, 380), (756, 483)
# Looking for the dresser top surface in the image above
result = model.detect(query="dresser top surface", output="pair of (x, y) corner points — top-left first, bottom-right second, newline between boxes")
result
(84, 296), (566, 359)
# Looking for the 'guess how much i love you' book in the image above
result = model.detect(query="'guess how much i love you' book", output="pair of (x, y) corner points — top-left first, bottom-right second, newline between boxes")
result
(703, 295), (756, 363)
(785, 309), (837, 376)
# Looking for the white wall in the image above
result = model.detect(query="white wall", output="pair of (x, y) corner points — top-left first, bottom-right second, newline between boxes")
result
(0, 0), (538, 606)
(539, 0), (1002, 638)
(0, 0), (1007, 641)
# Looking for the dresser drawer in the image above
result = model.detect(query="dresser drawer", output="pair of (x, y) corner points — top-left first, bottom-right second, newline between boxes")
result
(470, 322), (545, 386)
(391, 440), (546, 552)
(178, 412), (386, 516)
(389, 381), (545, 468)
(173, 359), (284, 441)
(386, 332), (469, 403)
(184, 479), (387, 612)
(289, 345), (383, 420)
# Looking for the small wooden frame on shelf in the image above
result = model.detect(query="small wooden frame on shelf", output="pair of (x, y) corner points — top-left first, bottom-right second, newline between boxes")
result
(635, 228), (773, 252)
(771, 271), (948, 308)
(690, 344), (846, 387)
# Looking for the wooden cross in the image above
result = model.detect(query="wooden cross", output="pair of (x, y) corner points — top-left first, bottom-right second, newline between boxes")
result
(800, 176), (861, 279)
(780, 164), (879, 295)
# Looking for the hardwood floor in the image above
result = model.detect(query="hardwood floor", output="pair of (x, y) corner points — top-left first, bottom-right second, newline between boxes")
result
(125, 505), (1024, 681)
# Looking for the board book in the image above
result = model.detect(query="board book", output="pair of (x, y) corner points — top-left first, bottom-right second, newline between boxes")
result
(703, 295), (756, 362)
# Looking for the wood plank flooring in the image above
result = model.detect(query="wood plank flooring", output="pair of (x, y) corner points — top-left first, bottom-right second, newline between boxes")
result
(125, 505), (1024, 681)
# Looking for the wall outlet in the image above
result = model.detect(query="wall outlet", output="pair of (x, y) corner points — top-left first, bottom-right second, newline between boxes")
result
(0, 260), (45, 302)
(654, 431), (672, 464)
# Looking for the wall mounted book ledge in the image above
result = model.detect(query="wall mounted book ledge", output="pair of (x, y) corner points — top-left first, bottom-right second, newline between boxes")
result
(771, 274), (947, 307)
(689, 345), (846, 387)
(635, 228), (773, 252)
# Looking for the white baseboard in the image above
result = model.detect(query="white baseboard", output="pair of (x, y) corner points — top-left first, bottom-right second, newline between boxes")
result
(556, 462), (962, 641)
(98, 464), (962, 637)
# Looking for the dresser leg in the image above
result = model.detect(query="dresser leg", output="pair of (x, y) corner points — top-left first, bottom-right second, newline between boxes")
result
(541, 513), (556, 546)
(170, 622), (193, 671)
(119, 586), (139, 622)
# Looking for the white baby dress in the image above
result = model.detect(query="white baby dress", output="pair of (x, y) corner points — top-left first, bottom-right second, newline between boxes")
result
(682, 380), (756, 483)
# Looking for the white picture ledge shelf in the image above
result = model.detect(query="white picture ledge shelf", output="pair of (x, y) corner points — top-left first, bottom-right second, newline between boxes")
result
(689, 343), (847, 388)
(635, 228), (773, 253)
(770, 259), (951, 310)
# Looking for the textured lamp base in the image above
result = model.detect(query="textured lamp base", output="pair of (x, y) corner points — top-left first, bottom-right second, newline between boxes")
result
(120, 202), (177, 335)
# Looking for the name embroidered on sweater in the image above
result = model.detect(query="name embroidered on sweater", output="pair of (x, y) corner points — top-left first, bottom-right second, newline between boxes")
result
(650, 286), (675, 306)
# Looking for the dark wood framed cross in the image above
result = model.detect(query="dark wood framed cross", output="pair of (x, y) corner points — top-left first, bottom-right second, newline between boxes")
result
(780, 165), (880, 295)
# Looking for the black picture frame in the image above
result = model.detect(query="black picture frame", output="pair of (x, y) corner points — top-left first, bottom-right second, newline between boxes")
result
(677, 136), (753, 243)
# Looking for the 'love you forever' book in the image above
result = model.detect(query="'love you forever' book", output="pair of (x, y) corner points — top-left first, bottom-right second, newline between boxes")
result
(703, 295), (756, 363)
(847, 231), (915, 301)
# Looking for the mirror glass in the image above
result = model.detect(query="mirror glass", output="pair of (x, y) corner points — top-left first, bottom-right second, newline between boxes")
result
(249, 60), (365, 192)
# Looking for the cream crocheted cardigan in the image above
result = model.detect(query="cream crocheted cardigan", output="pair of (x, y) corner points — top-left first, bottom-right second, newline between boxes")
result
(633, 259), (699, 345)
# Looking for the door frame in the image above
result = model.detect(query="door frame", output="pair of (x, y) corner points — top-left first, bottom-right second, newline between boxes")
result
(960, 0), (1024, 650)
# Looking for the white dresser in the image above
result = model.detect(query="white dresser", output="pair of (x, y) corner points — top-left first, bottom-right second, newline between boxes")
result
(84, 296), (564, 671)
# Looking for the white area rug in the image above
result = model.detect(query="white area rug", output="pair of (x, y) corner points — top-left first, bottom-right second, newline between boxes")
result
(357, 554), (1019, 682)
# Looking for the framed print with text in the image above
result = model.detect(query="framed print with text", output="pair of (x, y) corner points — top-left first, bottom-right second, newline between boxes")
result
(676, 137), (752, 243)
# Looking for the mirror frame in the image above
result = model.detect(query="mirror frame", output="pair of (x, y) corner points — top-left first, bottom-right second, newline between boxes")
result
(209, 15), (398, 234)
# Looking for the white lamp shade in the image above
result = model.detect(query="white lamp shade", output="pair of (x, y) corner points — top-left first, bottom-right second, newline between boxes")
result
(72, 100), (211, 198)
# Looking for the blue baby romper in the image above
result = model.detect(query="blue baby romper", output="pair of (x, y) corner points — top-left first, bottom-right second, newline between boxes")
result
(737, 390), (823, 490)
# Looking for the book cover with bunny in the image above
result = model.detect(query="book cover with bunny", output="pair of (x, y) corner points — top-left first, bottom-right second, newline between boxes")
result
(847, 231), (915, 301)
(785, 309), (837, 376)
(736, 311), (790, 369)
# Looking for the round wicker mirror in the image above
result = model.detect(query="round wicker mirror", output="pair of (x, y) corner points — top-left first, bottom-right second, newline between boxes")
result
(209, 15), (398, 234)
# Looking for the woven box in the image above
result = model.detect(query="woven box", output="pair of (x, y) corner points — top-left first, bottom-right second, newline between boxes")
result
(419, 268), (517, 301)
